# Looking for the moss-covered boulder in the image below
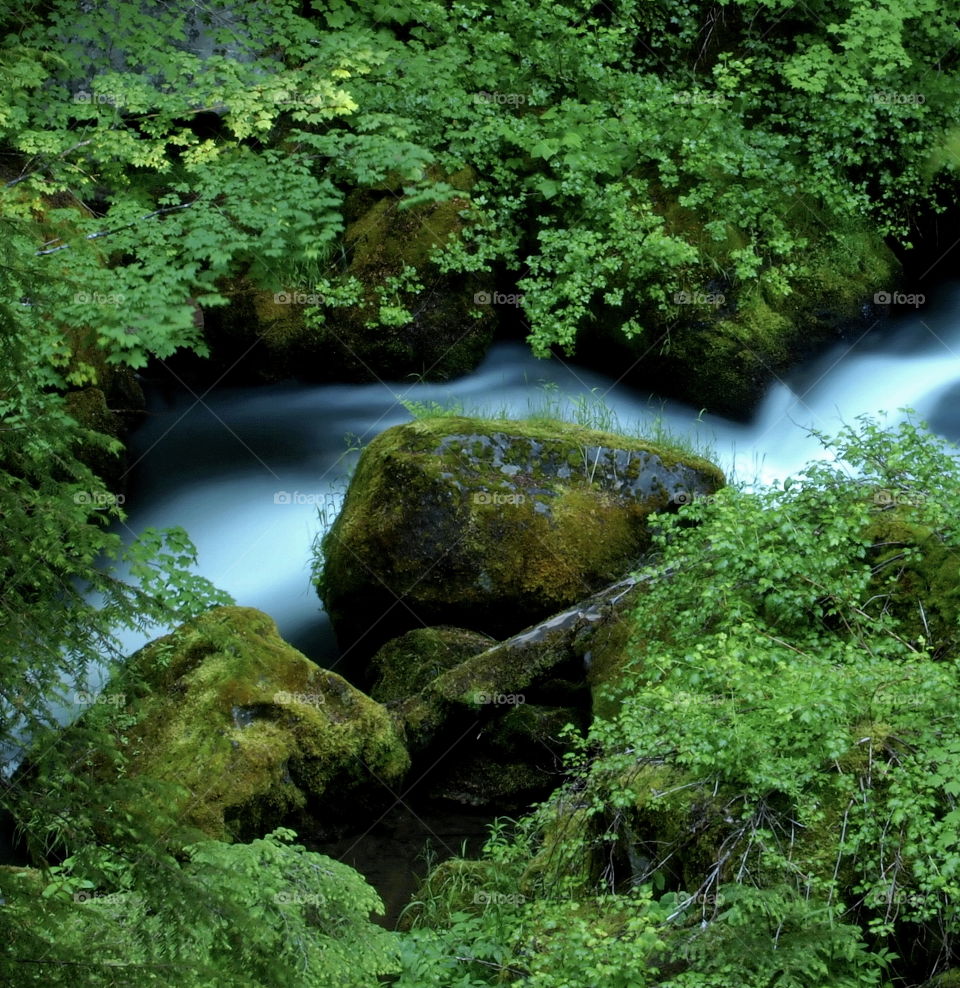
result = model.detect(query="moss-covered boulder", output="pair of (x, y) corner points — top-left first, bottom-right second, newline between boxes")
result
(35, 607), (409, 842)
(322, 168), (495, 381)
(372, 577), (641, 807)
(397, 574), (642, 751)
(202, 169), (495, 384)
(866, 509), (960, 657)
(369, 626), (495, 704)
(425, 703), (585, 808)
(577, 214), (898, 418)
(63, 387), (125, 488)
(319, 417), (724, 658)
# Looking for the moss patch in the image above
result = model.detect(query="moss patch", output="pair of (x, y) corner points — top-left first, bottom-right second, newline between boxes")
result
(370, 626), (495, 704)
(44, 607), (410, 842)
(203, 169), (494, 384)
(866, 511), (960, 655)
(578, 208), (899, 418)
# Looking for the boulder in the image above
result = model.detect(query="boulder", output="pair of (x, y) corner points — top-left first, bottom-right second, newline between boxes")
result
(358, 575), (647, 808)
(202, 168), (495, 384)
(318, 416), (724, 659)
(27, 607), (409, 843)
(322, 167), (495, 381)
(397, 573), (647, 753)
(424, 703), (584, 808)
(573, 209), (898, 418)
(369, 626), (495, 704)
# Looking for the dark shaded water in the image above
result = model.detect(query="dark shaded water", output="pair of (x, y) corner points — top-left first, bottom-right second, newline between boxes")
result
(312, 804), (495, 928)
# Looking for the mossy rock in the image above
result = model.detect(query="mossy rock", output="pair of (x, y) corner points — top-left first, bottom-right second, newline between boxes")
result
(396, 618), (579, 753)
(396, 574), (640, 753)
(866, 510), (960, 656)
(426, 704), (585, 809)
(582, 583), (648, 720)
(319, 417), (724, 659)
(202, 169), (494, 383)
(926, 972), (960, 988)
(60, 372), (145, 492)
(322, 167), (494, 381)
(369, 626), (495, 703)
(63, 387), (126, 489)
(427, 757), (548, 808)
(576, 213), (898, 418)
(519, 801), (599, 894)
(198, 275), (321, 383)
(33, 607), (409, 843)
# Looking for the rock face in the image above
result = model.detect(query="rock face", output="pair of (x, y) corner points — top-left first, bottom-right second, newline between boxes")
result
(574, 215), (899, 418)
(318, 417), (724, 660)
(322, 169), (496, 381)
(396, 574), (646, 755)
(34, 607), (410, 842)
(369, 626), (495, 704)
(360, 575), (649, 808)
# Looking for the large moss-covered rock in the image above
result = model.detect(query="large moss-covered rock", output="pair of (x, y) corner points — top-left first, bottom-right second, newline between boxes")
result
(373, 577), (642, 807)
(37, 607), (409, 842)
(202, 169), (495, 384)
(425, 703), (584, 808)
(866, 510), (960, 657)
(577, 213), (898, 418)
(319, 417), (724, 658)
(396, 574), (644, 750)
(323, 168), (495, 380)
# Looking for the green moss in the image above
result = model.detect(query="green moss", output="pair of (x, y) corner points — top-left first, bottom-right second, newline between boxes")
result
(866, 512), (960, 654)
(71, 607), (410, 841)
(370, 626), (495, 704)
(520, 802), (597, 893)
(593, 201), (898, 415)
(319, 168), (494, 381)
(585, 604), (641, 721)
